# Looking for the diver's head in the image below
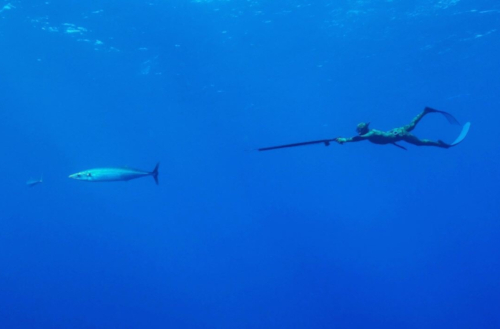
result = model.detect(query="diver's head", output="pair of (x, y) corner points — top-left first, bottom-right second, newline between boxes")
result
(356, 122), (370, 135)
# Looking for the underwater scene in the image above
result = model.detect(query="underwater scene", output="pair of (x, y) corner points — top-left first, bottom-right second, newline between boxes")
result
(1, 0), (499, 328)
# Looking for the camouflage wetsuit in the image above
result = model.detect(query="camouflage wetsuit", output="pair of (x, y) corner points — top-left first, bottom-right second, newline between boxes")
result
(335, 107), (452, 149)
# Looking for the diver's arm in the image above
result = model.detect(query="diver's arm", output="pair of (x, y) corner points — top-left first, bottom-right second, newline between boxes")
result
(335, 132), (372, 144)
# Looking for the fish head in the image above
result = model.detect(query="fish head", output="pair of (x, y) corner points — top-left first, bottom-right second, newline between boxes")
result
(69, 170), (94, 181)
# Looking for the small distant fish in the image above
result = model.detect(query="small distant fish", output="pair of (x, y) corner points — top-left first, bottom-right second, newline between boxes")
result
(69, 163), (159, 185)
(26, 176), (43, 188)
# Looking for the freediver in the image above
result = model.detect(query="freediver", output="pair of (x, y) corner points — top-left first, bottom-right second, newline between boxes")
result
(258, 107), (470, 152)
(334, 107), (461, 150)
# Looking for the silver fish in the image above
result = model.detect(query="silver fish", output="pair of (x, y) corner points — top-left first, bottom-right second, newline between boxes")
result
(69, 163), (159, 185)
(26, 176), (43, 187)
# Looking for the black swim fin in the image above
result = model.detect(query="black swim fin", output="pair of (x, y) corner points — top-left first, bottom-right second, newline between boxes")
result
(425, 107), (460, 125)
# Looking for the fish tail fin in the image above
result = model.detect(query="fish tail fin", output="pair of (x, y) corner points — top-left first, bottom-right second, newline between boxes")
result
(151, 162), (159, 185)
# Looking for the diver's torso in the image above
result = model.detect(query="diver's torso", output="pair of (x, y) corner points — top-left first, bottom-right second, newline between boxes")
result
(367, 128), (406, 144)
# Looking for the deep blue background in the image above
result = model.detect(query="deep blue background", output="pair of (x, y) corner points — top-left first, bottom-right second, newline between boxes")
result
(1, 0), (499, 328)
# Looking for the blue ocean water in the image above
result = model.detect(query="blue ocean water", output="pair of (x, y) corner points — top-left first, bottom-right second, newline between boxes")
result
(1, 0), (499, 327)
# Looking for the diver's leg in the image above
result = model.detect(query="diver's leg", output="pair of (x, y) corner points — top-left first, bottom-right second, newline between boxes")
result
(403, 134), (450, 148)
(403, 108), (434, 132)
